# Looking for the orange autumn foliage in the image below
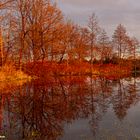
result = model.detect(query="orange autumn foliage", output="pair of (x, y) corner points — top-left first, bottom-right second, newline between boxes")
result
(25, 61), (132, 80)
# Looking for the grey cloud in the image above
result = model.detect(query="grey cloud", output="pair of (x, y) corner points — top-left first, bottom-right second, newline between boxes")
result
(56, 0), (140, 39)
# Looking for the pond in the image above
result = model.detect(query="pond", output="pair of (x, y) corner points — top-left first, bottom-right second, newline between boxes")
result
(0, 76), (140, 140)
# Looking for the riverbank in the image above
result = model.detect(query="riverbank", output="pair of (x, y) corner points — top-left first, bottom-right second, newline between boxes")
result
(0, 61), (132, 82)
(25, 61), (132, 80)
(0, 64), (31, 82)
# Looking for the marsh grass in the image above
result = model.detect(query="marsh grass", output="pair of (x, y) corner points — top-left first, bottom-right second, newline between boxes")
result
(0, 63), (31, 93)
(0, 64), (31, 82)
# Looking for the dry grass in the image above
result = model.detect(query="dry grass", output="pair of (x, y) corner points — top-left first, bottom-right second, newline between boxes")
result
(0, 64), (32, 94)
(0, 64), (31, 82)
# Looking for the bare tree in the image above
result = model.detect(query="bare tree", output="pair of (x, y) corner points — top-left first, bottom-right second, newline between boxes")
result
(88, 13), (100, 72)
(98, 29), (112, 63)
(112, 24), (129, 59)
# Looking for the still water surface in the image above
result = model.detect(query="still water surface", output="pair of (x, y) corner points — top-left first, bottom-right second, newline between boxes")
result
(0, 76), (140, 140)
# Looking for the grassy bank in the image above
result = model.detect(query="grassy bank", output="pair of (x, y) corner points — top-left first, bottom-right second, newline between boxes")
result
(0, 64), (32, 93)
(0, 62), (132, 82)
(25, 61), (132, 80)
(0, 64), (31, 82)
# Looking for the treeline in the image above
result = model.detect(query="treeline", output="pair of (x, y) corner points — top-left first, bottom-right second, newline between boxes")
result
(0, 0), (139, 68)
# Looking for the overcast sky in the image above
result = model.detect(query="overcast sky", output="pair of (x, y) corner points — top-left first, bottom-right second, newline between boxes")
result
(56, 0), (140, 39)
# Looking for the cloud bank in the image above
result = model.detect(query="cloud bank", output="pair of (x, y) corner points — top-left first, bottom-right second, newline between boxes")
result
(56, 0), (140, 39)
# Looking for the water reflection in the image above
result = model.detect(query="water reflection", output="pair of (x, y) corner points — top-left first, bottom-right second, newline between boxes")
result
(0, 76), (140, 139)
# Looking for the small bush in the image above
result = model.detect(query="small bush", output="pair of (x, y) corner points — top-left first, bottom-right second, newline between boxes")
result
(0, 64), (31, 81)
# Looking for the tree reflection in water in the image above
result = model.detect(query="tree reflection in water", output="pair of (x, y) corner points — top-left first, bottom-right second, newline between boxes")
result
(0, 76), (139, 140)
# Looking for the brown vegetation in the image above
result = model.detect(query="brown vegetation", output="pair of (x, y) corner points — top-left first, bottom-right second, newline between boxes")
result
(0, 63), (31, 81)
(0, 0), (139, 80)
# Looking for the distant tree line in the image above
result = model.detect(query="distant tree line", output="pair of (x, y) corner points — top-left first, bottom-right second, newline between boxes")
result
(0, 0), (139, 68)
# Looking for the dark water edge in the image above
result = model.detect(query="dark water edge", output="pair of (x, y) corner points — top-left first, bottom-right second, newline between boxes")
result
(0, 76), (140, 140)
